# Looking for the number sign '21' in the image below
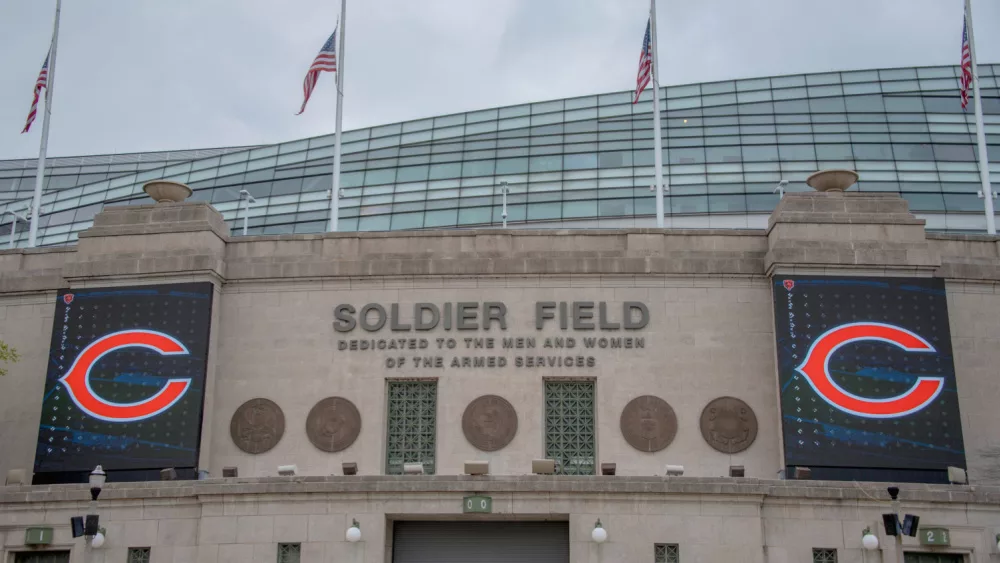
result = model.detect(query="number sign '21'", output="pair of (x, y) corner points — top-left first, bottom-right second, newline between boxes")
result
(920, 528), (951, 546)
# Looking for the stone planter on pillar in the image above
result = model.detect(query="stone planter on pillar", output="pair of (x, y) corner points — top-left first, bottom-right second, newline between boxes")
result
(143, 180), (193, 204)
(805, 169), (859, 192)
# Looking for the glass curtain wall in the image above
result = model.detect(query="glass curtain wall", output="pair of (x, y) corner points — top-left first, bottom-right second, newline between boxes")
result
(0, 65), (998, 246)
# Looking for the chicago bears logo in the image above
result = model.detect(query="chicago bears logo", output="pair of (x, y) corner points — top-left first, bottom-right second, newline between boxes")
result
(63, 294), (74, 305)
(795, 322), (944, 418)
(58, 330), (192, 422)
(783, 280), (795, 291)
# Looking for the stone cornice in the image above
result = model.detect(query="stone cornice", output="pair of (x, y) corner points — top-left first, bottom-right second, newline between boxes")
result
(2, 476), (996, 506)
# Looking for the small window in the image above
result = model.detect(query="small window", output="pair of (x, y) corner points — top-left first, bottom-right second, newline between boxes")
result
(277, 543), (301, 563)
(654, 543), (679, 563)
(812, 548), (838, 563)
(128, 548), (152, 563)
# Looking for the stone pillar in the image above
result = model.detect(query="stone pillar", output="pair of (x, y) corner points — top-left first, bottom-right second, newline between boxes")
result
(66, 201), (229, 282)
(764, 191), (940, 277)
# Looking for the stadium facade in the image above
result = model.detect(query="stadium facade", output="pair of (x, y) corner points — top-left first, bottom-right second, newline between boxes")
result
(1, 66), (1000, 563)
(1, 64), (1000, 246)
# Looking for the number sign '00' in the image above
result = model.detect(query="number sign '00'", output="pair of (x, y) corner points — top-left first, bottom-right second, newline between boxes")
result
(463, 495), (492, 513)
(920, 527), (950, 546)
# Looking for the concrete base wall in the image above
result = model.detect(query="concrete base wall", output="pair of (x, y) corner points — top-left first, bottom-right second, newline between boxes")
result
(2, 477), (998, 563)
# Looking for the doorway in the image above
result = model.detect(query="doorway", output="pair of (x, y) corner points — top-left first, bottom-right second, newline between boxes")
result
(904, 554), (965, 563)
(392, 521), (569, 563)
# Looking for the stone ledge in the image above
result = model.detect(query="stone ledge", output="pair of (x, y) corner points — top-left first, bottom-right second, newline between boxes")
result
(227, 228), (767, 242)
(2, 476), (995, 505)
(79, 221), (230, 239)
(222, 254), (765, 279)
(767, 212), (926, 228)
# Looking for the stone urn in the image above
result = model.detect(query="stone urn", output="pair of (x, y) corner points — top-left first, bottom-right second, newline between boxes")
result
(806, 169), (859, 192)
(143, 180), (193, 203)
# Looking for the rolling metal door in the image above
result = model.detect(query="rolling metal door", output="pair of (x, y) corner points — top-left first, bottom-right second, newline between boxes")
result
(392, 521), (569, 563)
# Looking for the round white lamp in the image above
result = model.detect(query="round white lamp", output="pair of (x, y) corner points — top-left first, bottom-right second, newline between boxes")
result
(861, 527), (879, 550)
(91, 531), (106, 549)
(346, 519), (361, 543)
(591, 519), (608, 544)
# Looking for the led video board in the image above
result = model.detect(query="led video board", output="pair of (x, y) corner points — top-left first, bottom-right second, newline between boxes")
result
(772, 276), (965, 472)
(34, 283), (213, 475)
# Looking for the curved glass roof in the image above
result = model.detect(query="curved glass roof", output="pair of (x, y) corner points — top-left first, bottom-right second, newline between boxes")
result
(1, 64), (999, 246)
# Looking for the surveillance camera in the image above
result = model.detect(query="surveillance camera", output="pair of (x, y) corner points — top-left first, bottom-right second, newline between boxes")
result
(778, 180), (788, 186)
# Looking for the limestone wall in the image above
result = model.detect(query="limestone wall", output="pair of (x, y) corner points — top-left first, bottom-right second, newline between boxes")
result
(1, 194), (1000, 488)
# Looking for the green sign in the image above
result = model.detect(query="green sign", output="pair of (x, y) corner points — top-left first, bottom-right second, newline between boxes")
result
(463, 495), (492, 513)
(25, 527), (53, 546)
(919, 527), (951, 546)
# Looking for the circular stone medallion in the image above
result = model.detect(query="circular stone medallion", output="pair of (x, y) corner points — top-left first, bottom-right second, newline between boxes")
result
(306, 397), (362, 452)
(462, 395), (518, 452)
(230, 398), (285, 454)
(619, 395), (677, 452)
(699, 396), (758, 454)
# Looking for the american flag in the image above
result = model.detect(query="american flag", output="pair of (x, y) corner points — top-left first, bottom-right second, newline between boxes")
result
(960, 8), (972, 110)
(296, 30), (338, 115)
(22, 53), (50, 133)
(633, 19), (652, 104)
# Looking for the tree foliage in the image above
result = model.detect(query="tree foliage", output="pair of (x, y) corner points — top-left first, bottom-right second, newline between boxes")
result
(0, 340), (19, 377)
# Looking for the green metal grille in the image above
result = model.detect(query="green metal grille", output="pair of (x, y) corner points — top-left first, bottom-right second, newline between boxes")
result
(127, 549), (151, 563)
(277, 543), (301, 563)
(654, 543), (679, 563)
(544, 380), (596, 475)
(385, 380), (437, 475)
(812, 548), (837, 563)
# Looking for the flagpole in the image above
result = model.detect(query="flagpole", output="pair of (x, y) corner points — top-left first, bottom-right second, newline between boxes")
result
(649, 0), (667, 228)
(965, 0), (995, 234)
(328, 0), (346, 232)
(28, 0), (62, 248)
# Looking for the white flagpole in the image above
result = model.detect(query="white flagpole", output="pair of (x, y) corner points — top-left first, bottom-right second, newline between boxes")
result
(28, 0), (62, 248)
(650, 0), (667, 228)
(965, 0), (995, 234)
(328, 0), (346, 232)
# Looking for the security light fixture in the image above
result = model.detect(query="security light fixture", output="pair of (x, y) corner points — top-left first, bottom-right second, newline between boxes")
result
(277, 465), (297, 476)
(601, 463), (616, 476)
(5, 469), (25, 486)
(665, 465), (684, 476)
(464, 461), (489, 475)
(342, 462), (358, 476)
(947, 466), (967, 484)
(532, 459), (555, 475)
(238, 190), (256, 236)
(774, 179), (788, 199)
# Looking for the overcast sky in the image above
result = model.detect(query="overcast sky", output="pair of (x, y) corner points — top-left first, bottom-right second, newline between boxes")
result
(1, 0), (998, 160)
